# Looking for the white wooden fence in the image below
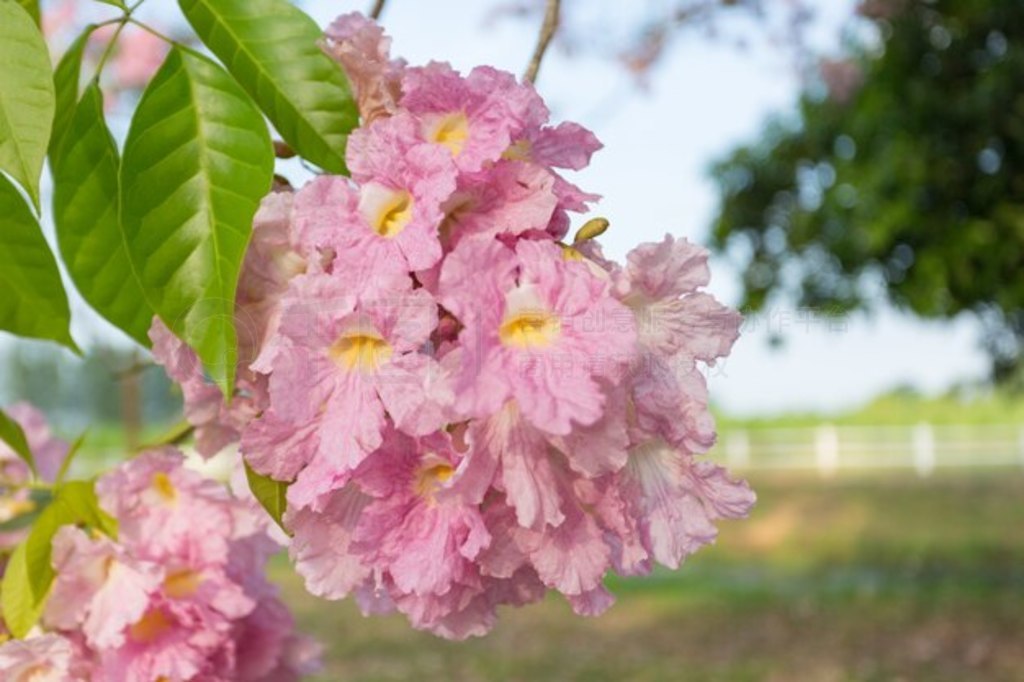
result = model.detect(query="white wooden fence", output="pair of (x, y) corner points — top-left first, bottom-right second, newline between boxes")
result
(716, 423), (1024, 477)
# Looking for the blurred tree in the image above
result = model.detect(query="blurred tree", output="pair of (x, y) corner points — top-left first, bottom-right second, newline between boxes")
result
(1, 345), (179, 432)
(709, 0), (1024, 383)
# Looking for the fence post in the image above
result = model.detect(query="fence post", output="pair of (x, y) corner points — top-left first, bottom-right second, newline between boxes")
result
(815, 424), (839, 478)
(725, 430), (750, 469)
(912, 422), (936, 477)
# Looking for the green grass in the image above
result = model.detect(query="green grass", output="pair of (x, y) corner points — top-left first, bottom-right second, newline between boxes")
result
(272, 472), (1024, 681)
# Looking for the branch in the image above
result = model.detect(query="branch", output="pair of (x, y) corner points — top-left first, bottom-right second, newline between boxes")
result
(368, 0), (386, 20)
(524, 0), (561, 84)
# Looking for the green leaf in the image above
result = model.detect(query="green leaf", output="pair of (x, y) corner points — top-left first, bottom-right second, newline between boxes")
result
(56, 480), (118, 538)
(22, 501), (71, 601)
(54, 431), (87, 485)
(120, 47), (273, 395)
(179, 0), (358, 173)
(2, 479), (117, 635)
(22, 477), (116, 606)
(1, 541), (45, 637)
(0, 0), (55, 207)
(244, 461), (290, 534)
(53, 82), (154, 346)
(0, 173), (77, 350)
(0, 407), (35, 477)
(16, 0), (39, 26)
(51, 27), (95, 157)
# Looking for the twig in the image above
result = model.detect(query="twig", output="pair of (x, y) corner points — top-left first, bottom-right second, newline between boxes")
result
(368, 0), (386, 20)
(92, 0), (148, 77)
(524, 0), (561, 84)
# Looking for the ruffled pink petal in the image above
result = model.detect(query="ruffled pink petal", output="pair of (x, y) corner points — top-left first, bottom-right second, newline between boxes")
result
(682, 459), (756, 520)
(525, 492), (610, 595)
(240, 409), (319, 482)
(0, 634), (76, 681)
(523, 121), (603, 170)
(288, 486), (373, 599)
(566, 585), (615, 617)
(624, 234), (711, 299)
(401, 63), (545, 174)
(376, 353), (450, 437)
(323, 12), (404, 123)
(443, 161), (558, 246)
(624, 439), (721, 569)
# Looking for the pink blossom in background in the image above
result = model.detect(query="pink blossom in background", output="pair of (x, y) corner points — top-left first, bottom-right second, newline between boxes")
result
(146, 11), (754, 640)
(0, 403), (69, 483)
(0, 633), (77, 682)
(1, 450), (321, 681)
(42, 2), (173, 113)
(112, 27), (168, 89)
(0, 404), (69, 550)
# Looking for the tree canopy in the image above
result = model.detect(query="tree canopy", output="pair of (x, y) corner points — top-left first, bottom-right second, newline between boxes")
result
(710, 0), (1024, 381)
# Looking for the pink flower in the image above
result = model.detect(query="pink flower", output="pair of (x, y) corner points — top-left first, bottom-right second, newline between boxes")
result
(149, 320), (264, 458)
(440, 160), (559, 248)
(620, 235), (740, 362)
(231, 597), (323, 681)
(614, 236), (741, 452)
(502, 117), (604, 239)
(0, 404), (69, 549)
(287, 485), (372, 600)
(45, 526), (162, 650)
(95, 448), (238, 564)
(113, 27), (168, 90)
(258, 272), (449, 498)
(0, 633), (76, 681)
(36, 451), (320, 679)
(341, 114), (459, 271)
(505, 121), (603, 172)
(439, 236), (637, 435)
(237, 190), (306, 371)
(401, 62), (545, 173)
(619, 438), (755, 569)
(0, 403), (69, 482)
(323, 12), (405, 124)
(287, 176), (408, 306)
(351, 428), (489, 599)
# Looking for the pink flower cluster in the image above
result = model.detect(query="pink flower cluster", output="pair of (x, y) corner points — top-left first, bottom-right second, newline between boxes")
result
(0, 403), (69, 551)
(0, 450), (320, 681)
(150, 13), (753, 640)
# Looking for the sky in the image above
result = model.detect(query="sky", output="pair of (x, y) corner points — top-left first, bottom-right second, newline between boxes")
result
(4, 0), (991, 417)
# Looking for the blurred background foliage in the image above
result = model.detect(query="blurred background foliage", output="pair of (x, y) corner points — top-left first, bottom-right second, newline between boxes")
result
(710, 0), (1024, 384)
